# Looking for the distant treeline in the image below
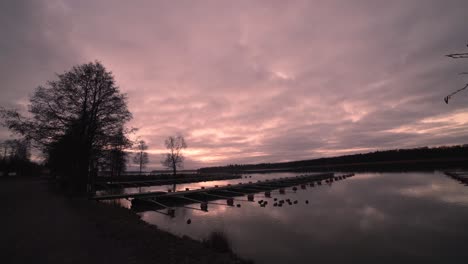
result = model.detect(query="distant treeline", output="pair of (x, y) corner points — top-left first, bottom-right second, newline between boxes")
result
(198, 145), (468, 173)
(0, 139), (43, 177)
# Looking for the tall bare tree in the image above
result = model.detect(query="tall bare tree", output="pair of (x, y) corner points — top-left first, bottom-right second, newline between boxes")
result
(133, 140), (149, 174)
(0, 61), (132, 193)
(161, 135), (187, 176)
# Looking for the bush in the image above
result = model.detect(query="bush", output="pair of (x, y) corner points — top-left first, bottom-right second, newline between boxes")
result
(203, 231), (233, 253)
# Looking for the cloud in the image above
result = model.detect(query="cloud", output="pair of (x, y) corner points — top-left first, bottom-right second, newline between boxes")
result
(1, 0), (468, 169)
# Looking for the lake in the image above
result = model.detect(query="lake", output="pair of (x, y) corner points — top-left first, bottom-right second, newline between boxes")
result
(111, 171), (468, 263)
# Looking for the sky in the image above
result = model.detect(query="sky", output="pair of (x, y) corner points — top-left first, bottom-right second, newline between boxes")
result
(1, 0), (467, 170)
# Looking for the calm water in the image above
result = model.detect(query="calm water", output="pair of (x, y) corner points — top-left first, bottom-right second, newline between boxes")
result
(116, 172), (468, 263)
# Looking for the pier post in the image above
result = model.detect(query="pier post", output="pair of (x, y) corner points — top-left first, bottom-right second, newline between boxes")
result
(167, 208), (175, 218)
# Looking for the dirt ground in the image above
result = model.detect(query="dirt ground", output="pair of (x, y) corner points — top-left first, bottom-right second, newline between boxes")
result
(0, 177), (247, 264)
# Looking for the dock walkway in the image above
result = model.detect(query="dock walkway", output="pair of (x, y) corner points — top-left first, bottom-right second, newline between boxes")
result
(129, 173), (355, 214)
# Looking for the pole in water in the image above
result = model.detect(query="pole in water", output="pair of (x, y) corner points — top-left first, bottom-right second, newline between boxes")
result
(168, 208), (175, 218)
(200, 202), (208, 211)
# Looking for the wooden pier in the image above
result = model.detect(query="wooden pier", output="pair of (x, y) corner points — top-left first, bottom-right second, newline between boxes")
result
(128, 173), (355, 215)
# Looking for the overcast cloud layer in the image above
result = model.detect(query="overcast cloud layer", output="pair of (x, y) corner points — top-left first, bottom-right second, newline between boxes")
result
(1, 0), (467, 169)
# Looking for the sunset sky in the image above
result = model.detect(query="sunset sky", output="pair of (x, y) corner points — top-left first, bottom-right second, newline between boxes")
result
(1, 0), (467, 170)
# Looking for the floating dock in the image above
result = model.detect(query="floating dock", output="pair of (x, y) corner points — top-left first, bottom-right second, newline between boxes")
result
(129, 173), (355, 216)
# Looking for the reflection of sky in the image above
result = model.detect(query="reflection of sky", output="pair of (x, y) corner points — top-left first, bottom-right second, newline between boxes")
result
(137, 172), (468, 264)
(398, 178), (468, 205)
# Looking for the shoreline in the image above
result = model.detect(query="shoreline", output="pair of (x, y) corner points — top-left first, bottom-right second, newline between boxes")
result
(0, 177), (250, 264)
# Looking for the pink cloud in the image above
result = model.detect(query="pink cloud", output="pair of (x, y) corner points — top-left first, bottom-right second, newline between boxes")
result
(1, 0), (468, 169)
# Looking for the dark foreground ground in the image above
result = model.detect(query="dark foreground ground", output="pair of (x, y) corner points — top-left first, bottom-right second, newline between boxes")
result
(0, 178), (247, 264)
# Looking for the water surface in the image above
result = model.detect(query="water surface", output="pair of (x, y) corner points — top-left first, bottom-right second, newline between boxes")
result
(131, 172), (468, 263)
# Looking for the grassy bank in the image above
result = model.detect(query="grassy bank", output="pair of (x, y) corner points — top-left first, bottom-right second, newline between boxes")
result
(0, 177), (249, 264)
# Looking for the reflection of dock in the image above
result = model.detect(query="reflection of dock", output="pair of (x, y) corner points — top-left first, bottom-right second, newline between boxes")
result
(129, 173), (355, 217)
(444, 171), (468, 185)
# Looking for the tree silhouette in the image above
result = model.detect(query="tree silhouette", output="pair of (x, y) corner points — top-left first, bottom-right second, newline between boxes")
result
(199, 145), (468, 173)
(0, 139), (30, 161)
(161, 135), (187, 176)
(444, 43), (468, 103)
(0, 139), (38, 177)
(133, 140), (149, 174)
(0, 61), (132, 193)
(100, 128), (131, 177)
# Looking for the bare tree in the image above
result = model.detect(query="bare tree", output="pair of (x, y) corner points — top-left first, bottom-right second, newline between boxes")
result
(0, 61), (132, 193)
(0, 140), (14, 161)
(161, 135), (187, 176)
(0, 139), (30, 161)
(133, 140), (149, 174)
(8, 139), (30, 161)
(0, 139), (32, 176)
(444, 43), (468, 103)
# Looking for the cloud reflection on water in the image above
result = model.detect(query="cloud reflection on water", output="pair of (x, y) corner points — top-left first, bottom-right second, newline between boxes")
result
(137, 172), (468, 263)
